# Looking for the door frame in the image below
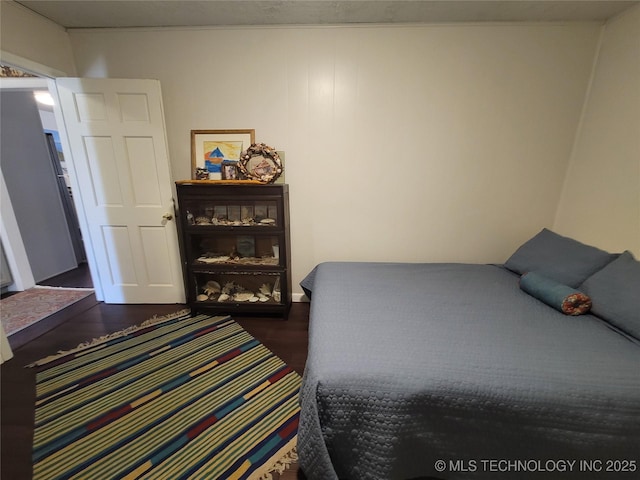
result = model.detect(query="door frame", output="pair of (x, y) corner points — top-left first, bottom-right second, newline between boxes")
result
(0, 76), (73, 292)
(0, 53), (104, 299)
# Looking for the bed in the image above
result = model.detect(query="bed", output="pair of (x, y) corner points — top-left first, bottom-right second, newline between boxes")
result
(297, 229), (640, 480)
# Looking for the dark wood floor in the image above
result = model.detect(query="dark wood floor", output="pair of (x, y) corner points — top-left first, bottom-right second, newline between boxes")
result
(1, 269), (309, 480)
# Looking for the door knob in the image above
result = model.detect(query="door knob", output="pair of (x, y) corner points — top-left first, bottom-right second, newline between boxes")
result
(162, 213), (173, 221)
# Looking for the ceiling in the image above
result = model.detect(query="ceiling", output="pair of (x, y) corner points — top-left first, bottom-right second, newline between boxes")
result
(15, 1), (640, 28)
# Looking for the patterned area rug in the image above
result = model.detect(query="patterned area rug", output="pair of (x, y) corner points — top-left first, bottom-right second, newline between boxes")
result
(30, 312), (300, 480)
(1, 286), (94, 336)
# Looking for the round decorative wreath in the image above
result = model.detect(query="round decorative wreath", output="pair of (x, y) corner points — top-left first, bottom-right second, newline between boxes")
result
(239, 143), (283, 184)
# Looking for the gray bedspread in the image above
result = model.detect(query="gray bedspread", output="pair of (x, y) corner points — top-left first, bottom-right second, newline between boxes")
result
(298, 262), (640, 479)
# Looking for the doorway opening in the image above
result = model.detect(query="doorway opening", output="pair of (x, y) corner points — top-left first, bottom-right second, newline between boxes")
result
(0, 64), (92, 292)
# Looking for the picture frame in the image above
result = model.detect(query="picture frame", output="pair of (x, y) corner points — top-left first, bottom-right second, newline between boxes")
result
(221, 160), (239, 180)
(191, 129), (255, 180)
(238, 143), (284, 184)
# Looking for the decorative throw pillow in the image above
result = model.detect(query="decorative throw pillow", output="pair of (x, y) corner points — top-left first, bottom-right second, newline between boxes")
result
(520, 272), (592, 315)
(580, 251), (640, 340)
(505, 228), (617, 288)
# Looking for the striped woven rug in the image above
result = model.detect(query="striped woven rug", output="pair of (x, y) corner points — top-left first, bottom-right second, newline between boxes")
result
(30, 312), (301, 479)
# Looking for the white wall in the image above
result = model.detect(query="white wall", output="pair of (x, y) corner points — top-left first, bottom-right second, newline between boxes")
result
(554, 6), (640, 255)
(0, 1), (76, 76)
(69, 23), (602, 291)
(2, 0), (636, 298)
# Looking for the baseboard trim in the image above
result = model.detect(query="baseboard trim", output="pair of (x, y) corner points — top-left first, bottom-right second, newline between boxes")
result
(292, 293), (309, 303)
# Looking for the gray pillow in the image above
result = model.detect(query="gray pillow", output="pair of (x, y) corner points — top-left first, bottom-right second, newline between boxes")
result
(580, 250), (640, 340)
(504, 228), (617, 288)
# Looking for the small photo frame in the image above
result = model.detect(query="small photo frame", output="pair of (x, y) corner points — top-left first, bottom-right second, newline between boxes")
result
(221, 160), (239, 180)
(191, 129), (255, 179)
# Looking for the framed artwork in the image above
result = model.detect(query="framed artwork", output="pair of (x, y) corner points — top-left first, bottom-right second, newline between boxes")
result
(238, 143), (284, 184)
(221, 160), (239, 180)
(191, 129), (255, 179)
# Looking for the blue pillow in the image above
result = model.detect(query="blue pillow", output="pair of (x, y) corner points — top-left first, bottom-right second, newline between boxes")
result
(580, 251), (640, 340)
(505, 228), (617, 288)
(520, 272), (592, 315)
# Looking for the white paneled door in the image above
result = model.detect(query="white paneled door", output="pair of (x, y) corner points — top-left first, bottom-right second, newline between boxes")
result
(55, 78), (184, 303)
